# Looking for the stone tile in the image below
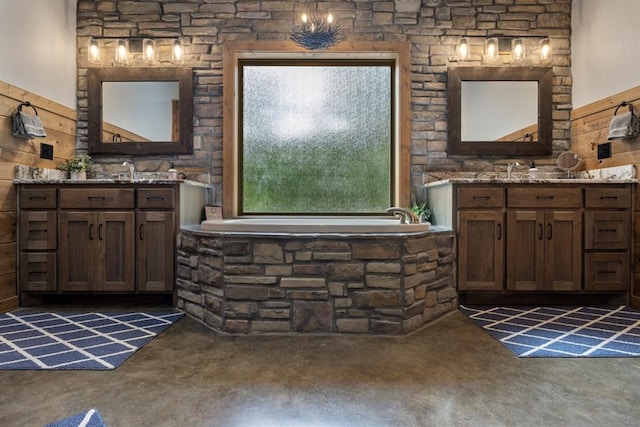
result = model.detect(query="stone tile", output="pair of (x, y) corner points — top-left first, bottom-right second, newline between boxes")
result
(280, 277), (326, 288)
(353, 243), (400, 260)
(293, 301), (332, 332)
(353, 290), (401, 308)
(251, 320), (291, 332)
(254, 243), (284, 264)
(336, 318), (369, 333)
(366, 275), (401, 289)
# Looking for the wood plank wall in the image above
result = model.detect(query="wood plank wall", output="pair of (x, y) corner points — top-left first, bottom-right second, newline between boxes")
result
(0, 81), (76, 313)
(570, 85), (640, 170)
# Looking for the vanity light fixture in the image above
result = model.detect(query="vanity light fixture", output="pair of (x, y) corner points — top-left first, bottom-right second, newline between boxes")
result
(455, 37), (471, 61)
(115, 39), (129, 66)
(142, 38), (156, 64)
(172, 39), (184, 64)
(88, 37), (186, 65)
(88, 38), (100, 64)
(511, 38), (525, 62)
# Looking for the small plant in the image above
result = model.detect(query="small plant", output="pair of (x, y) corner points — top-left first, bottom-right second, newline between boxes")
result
(410, 201), (431, 222)
(58, 153), (93, 173)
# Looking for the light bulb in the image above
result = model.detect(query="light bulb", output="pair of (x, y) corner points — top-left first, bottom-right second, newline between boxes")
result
(301, 13), (308, 23)
(456, 38), (470, 61)
(327, 13), (333, 24)
(512, 38), (525, 62)
(88, 38), (100, 63)
(172, 39), (184, 64)
(540, 38), (551, 63)
(143, 38), (156, 64)
(115, 39), (128, 65)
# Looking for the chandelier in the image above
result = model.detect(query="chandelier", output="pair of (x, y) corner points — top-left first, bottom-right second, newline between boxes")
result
(290, 1), (343, 50)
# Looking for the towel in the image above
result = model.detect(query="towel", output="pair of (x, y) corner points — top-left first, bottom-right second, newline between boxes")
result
(608, 111), (638, 140)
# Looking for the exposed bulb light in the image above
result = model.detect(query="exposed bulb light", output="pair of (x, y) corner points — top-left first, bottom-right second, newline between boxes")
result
(327, 13), (333, 24)
(484, 37), (499, 64)
(301, 13), (308, 23)
(456, 37), (470, 61)
(540, 38), (552, 63)
(115, 39), (129, 65)
(512, 37), (525, 62)
(172, 39), (184, 64)
(143, 38), (156, 64)
(88, 38), (100, 63)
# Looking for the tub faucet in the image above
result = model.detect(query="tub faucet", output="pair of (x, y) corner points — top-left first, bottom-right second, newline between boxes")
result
(507, 162), (520, 180)
(386, 207), (419, 224)
(122, 161), (135, 182)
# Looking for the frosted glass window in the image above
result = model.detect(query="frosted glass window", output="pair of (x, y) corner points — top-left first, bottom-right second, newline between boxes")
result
(241, 63), (393, 214)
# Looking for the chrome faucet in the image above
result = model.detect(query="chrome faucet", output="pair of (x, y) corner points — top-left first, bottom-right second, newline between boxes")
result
(507, 161), (520, 180)
(122, 161), (135, 182)
(386, 207), (420, 224)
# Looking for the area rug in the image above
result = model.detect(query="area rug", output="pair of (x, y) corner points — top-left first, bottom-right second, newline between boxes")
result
(45, 408), (107, 427)
(0, 311), (183, 370)
(460, 305), (640, 357)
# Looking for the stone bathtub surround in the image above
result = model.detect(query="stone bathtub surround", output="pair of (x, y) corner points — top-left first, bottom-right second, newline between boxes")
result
(176, 228), (456, 334)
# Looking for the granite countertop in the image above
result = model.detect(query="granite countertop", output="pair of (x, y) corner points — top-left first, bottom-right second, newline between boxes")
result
(14, 178), (211, 188)
(424, 177), (638, 188)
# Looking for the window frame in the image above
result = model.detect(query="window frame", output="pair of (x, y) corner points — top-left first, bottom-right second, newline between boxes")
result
(223, 41), (411, 218)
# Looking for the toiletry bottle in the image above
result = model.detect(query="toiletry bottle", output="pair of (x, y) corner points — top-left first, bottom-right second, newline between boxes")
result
(168, 162), (177, 180)
(528, 161), (538, 180)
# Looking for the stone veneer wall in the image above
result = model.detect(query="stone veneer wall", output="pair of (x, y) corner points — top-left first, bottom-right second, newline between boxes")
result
(76, 0), (572, 204)
(176, 228), (456, 334)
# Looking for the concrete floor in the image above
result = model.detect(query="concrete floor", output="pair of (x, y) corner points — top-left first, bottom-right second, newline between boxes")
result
(2, 310), (640, 427)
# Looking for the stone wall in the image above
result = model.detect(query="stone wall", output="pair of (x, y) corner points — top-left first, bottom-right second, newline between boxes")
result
(176, 228), (456, 334)
(76, 0), (572, 205)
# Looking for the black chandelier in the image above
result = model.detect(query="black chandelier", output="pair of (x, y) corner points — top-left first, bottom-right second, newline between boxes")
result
(290, 1), (344, 50)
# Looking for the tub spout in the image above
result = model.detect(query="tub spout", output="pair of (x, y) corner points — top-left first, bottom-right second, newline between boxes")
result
(386, 207), (419, 224)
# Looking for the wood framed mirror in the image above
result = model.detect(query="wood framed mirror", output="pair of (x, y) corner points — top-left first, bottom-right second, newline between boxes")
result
(447, 66), (553, 156)
(87, 67), (193, 155)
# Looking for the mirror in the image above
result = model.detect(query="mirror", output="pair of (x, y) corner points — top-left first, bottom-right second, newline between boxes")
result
(88, 67), (193, 155)
(447, 66), (553, 156)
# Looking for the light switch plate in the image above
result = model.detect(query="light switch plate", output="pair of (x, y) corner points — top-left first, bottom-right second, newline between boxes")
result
(597, 142), (612, 160)
(40, 143), (54, 160)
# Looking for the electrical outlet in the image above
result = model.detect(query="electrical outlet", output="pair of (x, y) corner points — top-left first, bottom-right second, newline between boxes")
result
(597, 142), (612, 160)
(40, 143), (54, 160)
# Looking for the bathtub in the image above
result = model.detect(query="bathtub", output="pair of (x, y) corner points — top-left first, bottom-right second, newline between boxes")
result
(200, 217), (430, 233)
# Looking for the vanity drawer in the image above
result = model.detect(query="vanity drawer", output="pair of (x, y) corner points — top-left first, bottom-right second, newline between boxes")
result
(507, 188), (582, 208)
(457, 187), (504, 208)
(585, 211), (630, 250)
(585, 252), (630, 292)
(585, 188), (631, 209)
(59, 188), (135, 209)
(20, 188), (57, 209)
(137, 188), (175, 209)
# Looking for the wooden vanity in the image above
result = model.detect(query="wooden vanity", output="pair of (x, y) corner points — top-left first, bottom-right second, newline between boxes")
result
(427, 179), (634, 304)
(16, 180), (208, 305)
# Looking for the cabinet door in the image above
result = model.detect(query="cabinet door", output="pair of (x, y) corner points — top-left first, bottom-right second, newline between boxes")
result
(98, 212), (135, 292)
(59, 212), (98, 291)
(137, 212), (175, 292)
(585, 211), (630, 250)
(458, 210), (504, 291)
(544, 210), (582, 291)
(506, 210), (545, 291)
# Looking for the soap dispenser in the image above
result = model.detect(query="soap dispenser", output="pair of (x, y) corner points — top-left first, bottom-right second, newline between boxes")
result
(168, 162), (177, 180)
(528, 161), (539, 180)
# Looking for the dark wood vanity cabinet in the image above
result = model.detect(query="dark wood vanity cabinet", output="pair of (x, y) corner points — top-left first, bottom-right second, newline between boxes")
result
(17, 184), (180, 302)
(429, 181), (634, 304)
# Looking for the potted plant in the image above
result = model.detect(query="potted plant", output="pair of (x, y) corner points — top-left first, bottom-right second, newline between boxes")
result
(58, 153), (93, 180)
(409, 201), (431, 223)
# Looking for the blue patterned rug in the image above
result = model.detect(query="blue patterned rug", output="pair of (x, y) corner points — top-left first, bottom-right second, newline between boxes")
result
(460, 305), (640, 357)
(45, 408), (107, 427)
(0, 311), (183, 370)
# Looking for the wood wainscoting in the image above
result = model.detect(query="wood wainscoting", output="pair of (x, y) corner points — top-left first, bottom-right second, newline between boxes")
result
(0, 81), (76, 313)
(569, 85), (640, 309)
